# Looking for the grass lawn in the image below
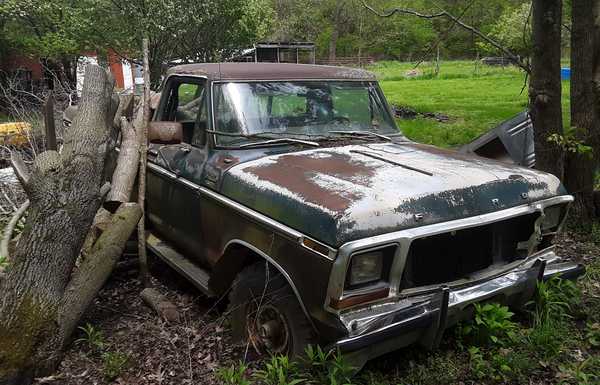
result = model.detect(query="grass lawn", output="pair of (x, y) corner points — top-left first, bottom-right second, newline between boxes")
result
(370, 60), (571, 148)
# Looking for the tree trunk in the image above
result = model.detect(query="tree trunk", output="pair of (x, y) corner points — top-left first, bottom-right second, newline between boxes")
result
(529, 0), (564, 179)
(138, 38), (151, 287)
(565, 0), (599, 221)
(593, 2), (600, 136)
(329, 28), (339, 61)
(0, 65), (118, 383)
(329, 0), (344, 62)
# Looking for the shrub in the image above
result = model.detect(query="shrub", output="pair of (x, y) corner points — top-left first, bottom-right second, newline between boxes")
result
(459, 303), (517, 346)
(101, 351), (129, 381)
(75, 323), (105, 351)
(254, 355), (305, 385)
(525, 317), (567, 360)
(216, 362), (251, 385)
(557, 357), (600, 385)
(467, 345), (533, 383)
(585, 322), (600, 348)
(531, 277), (581, 325)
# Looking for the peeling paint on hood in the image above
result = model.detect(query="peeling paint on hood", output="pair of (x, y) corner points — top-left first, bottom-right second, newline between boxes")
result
(220, 142), (565, 247)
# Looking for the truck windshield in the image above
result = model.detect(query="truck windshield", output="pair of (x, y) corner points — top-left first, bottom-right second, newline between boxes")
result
(212, 81), (400, 146)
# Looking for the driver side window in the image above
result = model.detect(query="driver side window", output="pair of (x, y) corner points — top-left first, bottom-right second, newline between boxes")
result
(160, 78), (207, 146)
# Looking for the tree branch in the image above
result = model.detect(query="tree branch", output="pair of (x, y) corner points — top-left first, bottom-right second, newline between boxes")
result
(0, 200), (30, 265)
(362, 1), (531, 73)
(412, 0), (475, 69)
(10, 152), (30, 190)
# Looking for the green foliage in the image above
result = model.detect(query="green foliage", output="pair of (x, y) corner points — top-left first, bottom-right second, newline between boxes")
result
(395, 351), (464, 385)
(467, 346), (532, 382)
(557, 358), (600, 385)
(585, 322), (600, 348)
(478, 3), (532, 58)
(269, 0), (534, 62)
(548, 128), (594, 158)
(525, 316), (567, 360)
(254, 355), (305, 385)
(459, 303), (517, 346)
(0, 0), (273, 89)
(0, 0), (92, 58)
(531, 276), (582, 325)
(303, 345), (356, 385)
(215, 347), (357, 385)
(75, 323), (105, 351)
(216, 362), (251, 385)
(101, 351), (129, 381)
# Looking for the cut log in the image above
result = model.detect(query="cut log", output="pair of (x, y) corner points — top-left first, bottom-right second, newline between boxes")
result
(105, 106), (143, 208)
(141, 287), (180, 323)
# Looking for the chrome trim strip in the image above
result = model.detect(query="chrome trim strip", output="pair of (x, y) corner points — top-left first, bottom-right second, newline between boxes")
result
(146, 161), (336, 261)
(324, 195), (574, 313)
(223, 239), (318, 332)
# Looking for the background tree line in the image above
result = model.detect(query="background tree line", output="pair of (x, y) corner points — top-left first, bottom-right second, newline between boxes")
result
(1, 0), (555, 89)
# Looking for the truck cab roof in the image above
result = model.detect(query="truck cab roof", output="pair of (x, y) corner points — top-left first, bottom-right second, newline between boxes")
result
(166, 62), (377, 81)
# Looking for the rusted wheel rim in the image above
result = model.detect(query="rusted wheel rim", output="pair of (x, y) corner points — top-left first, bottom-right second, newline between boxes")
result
(247, 303), (290, 354)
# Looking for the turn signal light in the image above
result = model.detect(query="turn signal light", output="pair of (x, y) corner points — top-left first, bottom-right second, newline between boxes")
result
(329, 287), (390, 310)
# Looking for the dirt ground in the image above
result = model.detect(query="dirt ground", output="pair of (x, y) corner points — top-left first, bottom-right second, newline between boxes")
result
(34, 258), (239, 385)
(33, 230), (599, 385)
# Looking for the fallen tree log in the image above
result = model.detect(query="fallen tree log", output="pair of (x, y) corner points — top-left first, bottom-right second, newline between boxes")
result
(140, 287), (180, 323)
(0, 64), (145, 384)
(56, 203), (142, 351)
(0, 65), (118, 383)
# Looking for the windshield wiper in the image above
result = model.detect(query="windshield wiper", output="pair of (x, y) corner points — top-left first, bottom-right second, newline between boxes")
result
(327, 130), (392, 141)
(206, 130), (320, 148)
(238, 138), (320, 148)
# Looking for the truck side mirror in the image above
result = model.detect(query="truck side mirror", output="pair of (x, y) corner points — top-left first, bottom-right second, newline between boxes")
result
(148, 121), (182, 144)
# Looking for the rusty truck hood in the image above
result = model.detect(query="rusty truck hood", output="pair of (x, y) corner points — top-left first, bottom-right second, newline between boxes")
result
(220, 142), (565, 247)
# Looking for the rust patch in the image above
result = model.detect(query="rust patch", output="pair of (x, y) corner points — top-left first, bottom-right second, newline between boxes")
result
(246, 151), (377, 212)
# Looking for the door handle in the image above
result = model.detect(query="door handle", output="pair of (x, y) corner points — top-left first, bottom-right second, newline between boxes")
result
(179, 146), (191, 154)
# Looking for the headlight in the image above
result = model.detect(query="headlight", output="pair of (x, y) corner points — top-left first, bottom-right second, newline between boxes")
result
(348, 251), (383, 286)
(541, 205), (564, 231)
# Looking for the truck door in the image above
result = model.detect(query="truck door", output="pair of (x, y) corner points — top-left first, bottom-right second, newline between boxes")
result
(146, 76), (209, 262)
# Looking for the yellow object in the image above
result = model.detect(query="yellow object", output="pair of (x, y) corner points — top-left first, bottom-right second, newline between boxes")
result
(0, 122), (31, 147)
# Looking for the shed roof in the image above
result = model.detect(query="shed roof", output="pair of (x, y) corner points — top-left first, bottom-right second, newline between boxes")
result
(166, 63), (376, 81)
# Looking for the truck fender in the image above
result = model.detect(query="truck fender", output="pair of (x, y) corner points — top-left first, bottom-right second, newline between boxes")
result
(212, 239), (317, 333)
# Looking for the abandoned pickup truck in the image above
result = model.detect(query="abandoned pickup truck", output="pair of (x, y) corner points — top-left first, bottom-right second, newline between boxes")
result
(144, 63), (584, 367)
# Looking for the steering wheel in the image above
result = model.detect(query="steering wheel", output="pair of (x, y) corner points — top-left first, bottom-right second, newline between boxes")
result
(331, 116), (351, 124)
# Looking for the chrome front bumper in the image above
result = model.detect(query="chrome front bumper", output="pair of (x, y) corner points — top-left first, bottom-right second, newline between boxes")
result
(332, 249), (584, 367)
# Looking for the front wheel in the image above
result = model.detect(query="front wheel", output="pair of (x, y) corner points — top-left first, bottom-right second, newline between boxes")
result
(229, 262), (314, 357)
